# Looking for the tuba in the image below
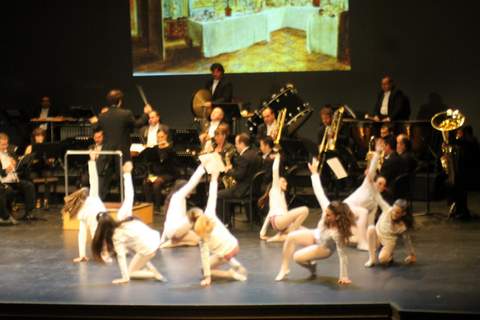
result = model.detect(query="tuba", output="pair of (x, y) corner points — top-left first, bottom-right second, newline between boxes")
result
(431, 108), (465, 180)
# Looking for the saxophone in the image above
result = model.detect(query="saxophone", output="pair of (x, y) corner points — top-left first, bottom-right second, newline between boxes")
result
(222, 148), (237, 189)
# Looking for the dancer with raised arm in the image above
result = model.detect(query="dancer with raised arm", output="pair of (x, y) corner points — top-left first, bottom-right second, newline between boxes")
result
(259, 153), (309, 242)
(91, 212), (166, 284)
(275, 158), (355, 284)
(62, 151), (133, 263)
(188, 169), (247, 287)
(343, 139), (387, 250)
(364, 192), (416, 267)
(159, 165), (205, 248)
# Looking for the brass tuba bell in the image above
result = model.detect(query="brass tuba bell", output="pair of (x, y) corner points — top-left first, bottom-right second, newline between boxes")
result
(431, 108), (465, 177)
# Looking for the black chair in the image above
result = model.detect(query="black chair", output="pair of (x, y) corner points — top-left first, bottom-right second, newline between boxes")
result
(222, 170), (266, 230)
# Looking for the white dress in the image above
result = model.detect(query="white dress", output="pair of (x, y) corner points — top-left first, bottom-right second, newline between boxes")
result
(266, 155), (288, 229)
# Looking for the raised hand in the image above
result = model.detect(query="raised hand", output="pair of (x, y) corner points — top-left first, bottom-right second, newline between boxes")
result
(123, 161), (133, 173)
(308, 157), (320, 174)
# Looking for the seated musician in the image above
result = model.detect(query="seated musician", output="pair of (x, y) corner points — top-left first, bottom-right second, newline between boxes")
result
(33, 96), (57, 131)
(256, 107), (278, 142)
(367, 75), (410, 122)
(0, 132), (36, 220)
(139, 110), (161, 147)
(379, 135), (408, 203)
(396, 133), (417, 174)
(212, 123), (235, 164)
(24, 128), (56, 209)
(199, 107), (225, 152)
(142, 125), (177, 211)
(217, 133), (261, 226)
(78, 129), (104, 188)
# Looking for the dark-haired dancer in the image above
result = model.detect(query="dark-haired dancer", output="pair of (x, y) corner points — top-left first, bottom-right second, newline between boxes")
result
(92, 213), (165, 284)
(275, 158), (356, 284)
(159, 165), (205, 248)
(364, 193), (416, 267)
(259, 153), (309, 242)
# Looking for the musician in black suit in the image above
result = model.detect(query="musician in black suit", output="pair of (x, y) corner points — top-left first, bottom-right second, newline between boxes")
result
(141, 125), (177, 211)
(217, 133), (261, 225)
(138, 110), (161, 147)
(396, 133), (417, 174)
(379, 135), (407, 204)
(256, 107), (279, 143)
(91, 89), (150, 200)
(0, 132), (35, 221)
(369, 76), (410, 122)
(204, 63), (233, 107)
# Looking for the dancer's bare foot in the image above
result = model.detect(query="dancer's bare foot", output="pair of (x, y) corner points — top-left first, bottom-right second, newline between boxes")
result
(275, 269), (290, 281)
(230, 269), (247, 281)
(160, 240), (174, 249)
(73, 256), (88, 263)
(235, 265), (248, 276)
(154, 273), (167, 282)
(364, 259), (377, 268)
(356, 242), (369, 251)
(259, 234), (269, 241)
(267, 233), (287, 243)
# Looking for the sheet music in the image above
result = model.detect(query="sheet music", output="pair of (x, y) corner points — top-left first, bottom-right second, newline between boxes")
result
(130, 143), (145, 153)
(199, 152), (226, 174)
(326, 157), (348, 180)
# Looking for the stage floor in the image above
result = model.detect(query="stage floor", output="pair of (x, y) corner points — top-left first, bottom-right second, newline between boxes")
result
(1, 197), (480, 318)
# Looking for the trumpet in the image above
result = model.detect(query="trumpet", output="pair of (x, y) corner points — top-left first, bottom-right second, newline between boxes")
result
(273, 108), (287, 151)
(431, 108), (465, 179)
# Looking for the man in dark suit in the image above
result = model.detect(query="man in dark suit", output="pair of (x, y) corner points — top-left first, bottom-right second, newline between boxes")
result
(370, 76), (410, 122)
(396, 133), (417, 174)
(138, 110), (161, 147)
(256, 107), (278, 143)
(204, 63), (233, 106)
(91, 89), (149, 199)
(380, 135), (407, 188)
(217, 133), (261, 225)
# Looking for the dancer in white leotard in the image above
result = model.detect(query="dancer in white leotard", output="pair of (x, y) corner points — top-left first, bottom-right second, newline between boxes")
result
(159, 165), (205, 248)
(275, 158), (356, 284)
(259, 153), (309, 242)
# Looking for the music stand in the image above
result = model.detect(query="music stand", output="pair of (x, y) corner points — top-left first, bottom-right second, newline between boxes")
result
(280, 138), (310, 165)
(32, 142), (64, 160)
(172, 128), (201, 150)
(69, 106), (95, 119)
(131, 133), (145, 145)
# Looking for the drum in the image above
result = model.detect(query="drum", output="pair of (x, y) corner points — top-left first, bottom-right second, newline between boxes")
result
(191, 89), (212, 119)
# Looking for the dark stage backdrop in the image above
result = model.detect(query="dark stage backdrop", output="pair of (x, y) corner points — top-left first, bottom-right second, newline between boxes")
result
(2, 0), (479, 145)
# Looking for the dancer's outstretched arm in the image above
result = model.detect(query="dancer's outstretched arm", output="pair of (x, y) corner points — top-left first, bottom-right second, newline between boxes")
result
(402, 233), (416, 264)
(117, 162), (134, 221)
(372, 188), (391, 213)
(204, 171), (219, 218)
(336, 241), (351, 284)
(176, 165), (206, 198)
(272, 153), (280, 190)
(199, 241), (211, 286)
(112, 238), (130, 284)
(366, 152), (380, 182)
(308, 158), (330, 211)
(88, 159), (100, 198)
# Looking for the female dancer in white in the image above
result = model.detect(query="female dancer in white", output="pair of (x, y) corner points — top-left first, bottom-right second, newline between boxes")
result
(189, 169), (247, 286)
(364, 192), (416, 267)
(259, 153), (309, 242)
(343, 140), (387, 250)
(275, 158), (356, 284)
(159, 165), (205, 248)
(91, 212), (166, 284)
(62, 151), (133, 263)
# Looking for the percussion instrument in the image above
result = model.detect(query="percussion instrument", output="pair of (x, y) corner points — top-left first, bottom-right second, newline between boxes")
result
(191, 89), (213, 119)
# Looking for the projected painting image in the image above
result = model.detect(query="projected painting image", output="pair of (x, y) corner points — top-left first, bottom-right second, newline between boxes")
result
(130, 0), (350, 75)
